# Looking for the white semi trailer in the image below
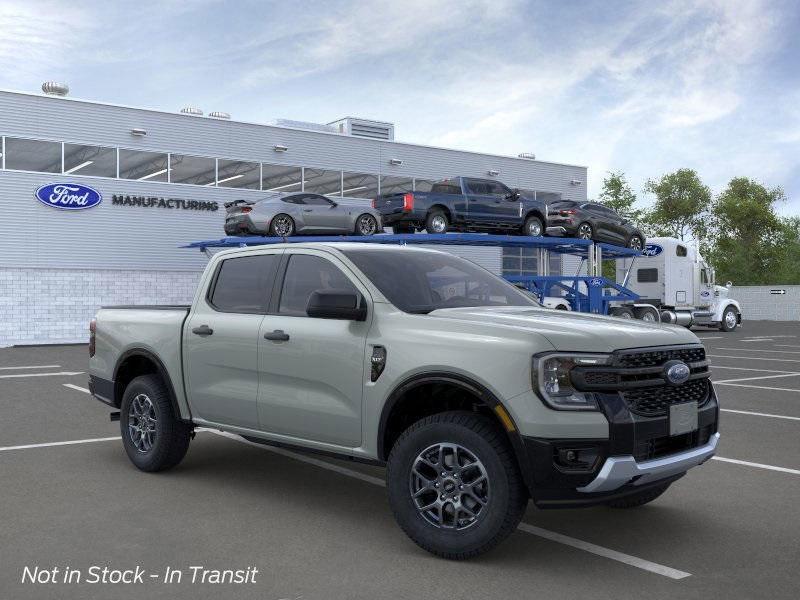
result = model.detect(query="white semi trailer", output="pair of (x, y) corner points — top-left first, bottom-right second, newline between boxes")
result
(612, 237), (742, 331)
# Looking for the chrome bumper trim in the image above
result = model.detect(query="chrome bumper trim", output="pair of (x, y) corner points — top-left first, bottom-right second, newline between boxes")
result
(545, 226), (567, 237)
(577, 432), (720, 493)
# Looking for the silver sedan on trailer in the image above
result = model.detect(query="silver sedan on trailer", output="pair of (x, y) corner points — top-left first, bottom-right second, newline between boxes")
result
(224, 192), (383, 237)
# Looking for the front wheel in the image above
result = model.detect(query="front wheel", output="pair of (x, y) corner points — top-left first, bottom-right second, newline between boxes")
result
(355, 213), (379, 236)
(576, 222), (593, 240)
(522, 215), (543, 237)
(120, 375), (191, 472)
(425, 210), (449, 234)
(386, 411), (528, 560)
(720, 306), (738, 332)
(627, 235), (644, 251)
(269, 214), (295, 237)
(606, 482), (671, 508)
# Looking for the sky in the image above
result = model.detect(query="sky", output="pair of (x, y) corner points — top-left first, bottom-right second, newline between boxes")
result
(1, 0), (799, 212)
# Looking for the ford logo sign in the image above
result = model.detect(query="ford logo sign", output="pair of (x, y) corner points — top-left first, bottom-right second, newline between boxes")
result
(588, 277), (604, 287)
(641, 244), (663, 257)
(35, 183), (102, 210)
(664, 361), (691, 386)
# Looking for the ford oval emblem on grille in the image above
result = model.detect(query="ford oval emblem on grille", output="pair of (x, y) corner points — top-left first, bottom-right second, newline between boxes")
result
(664, 360), (691, 386)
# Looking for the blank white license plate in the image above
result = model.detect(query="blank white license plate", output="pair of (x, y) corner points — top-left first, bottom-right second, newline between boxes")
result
(669, 401), (698, 436)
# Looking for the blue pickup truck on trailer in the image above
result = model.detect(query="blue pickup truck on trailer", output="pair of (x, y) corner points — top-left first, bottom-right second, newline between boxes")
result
(372, 177), (551, 237)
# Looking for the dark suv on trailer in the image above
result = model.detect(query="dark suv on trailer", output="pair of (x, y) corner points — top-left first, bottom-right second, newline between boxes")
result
(547, 200), (645, 249)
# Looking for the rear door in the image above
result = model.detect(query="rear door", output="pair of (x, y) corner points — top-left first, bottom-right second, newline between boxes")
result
(183, 251), (282, 428)
(256, 250), (370, 447)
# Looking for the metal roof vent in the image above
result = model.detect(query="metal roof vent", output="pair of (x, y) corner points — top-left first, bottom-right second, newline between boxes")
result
(42, 82), (69, 96)
(518, 152), (536, 160)
(208, 111), (231, 119)
(180, 106), (203, 116)
(328, 117), (395, 141)
(269, 119), (337, 134)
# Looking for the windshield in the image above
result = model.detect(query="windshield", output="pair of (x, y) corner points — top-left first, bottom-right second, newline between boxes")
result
(341, 248), (540, 314)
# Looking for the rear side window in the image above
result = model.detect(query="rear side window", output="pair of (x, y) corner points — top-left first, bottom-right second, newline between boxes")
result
(209, 254), (280, 313)
(637, 268), (659, 283)
(279, 254), (359, 316)
(431, 181), (462, 195)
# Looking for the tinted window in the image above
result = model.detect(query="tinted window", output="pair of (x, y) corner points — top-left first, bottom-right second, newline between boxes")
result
(485, 181), (511, 196)
(466, 179), (492, 195)
(119, 149), (168, 182)
(342, 248), (537, 314)
(262, 164), (302, 193)
(281, 195), (305, 204)
(5, 138), (61, 173)
(170, 154), (215, 186)
(676, 245), (688, 257)
(279, 254), (358, 316)
(637, 268), (659, 283)
(64, 144), (117, 177)
(210, 254), (280, 313)
(304, 195), (334, 206)
(217, 159), (260, 189)
(430, 180), (462, 195)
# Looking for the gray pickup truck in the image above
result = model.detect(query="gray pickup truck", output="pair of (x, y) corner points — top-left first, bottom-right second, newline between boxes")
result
(89, 242), (720, 559)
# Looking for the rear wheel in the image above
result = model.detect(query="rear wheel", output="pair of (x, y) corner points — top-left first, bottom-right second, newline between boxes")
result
(386, 411), (528, 560)
(634, 306), (658, 322)
(269, 214), (295, 237)
(627, 235), (644, 251)
(120, 375), (191, 472)
(720, 306), (738, 332)
(355, 213), (379, 236)
(606, 483), (671, 508)
(610, 306), (635, 319)
(577, 222), (593, 240)
(425, 210), (449, 234)
(522, 215), (544, 237)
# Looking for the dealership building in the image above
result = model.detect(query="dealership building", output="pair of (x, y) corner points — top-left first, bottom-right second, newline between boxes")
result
(0, 84), (588, 345)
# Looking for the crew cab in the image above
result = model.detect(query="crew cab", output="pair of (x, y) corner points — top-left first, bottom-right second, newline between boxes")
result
(372, 177), (550, 236)
(89, 242), (720, 559)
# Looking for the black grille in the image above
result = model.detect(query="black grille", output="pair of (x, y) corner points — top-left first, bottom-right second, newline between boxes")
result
(583, 371), (618, 386)
(622, 378), (710, 416)
(634, 425), (713, 462)
(616, 346), (705, 368)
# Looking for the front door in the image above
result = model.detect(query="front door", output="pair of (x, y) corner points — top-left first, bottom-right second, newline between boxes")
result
(257, 250), (369, 447)
(463, 179), (495, 225)
(300, 194), (350, 232)
(183, 251), (282, 429)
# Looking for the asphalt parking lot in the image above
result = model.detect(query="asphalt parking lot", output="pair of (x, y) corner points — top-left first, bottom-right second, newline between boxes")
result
(2, 321), (800, 599)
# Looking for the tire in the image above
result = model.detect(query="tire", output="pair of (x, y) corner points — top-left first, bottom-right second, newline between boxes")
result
(610, 306), (635, 319)
(386, 411), (528, 560)
(576, 222), (593, 240)
(269, 214), (295, 237)
(425, 209), (449, 234)
(606, 482), (671, 508)
(627, 235), (644, 251)
(634, 306), (658, 322)
(120, 374), (191, 472)
(522, 215), (544, 237)
(354, 213), (379, 236)
(555, 304), (569, 311)
(720, 306), (738, 332)
(392, 223), (416, 234)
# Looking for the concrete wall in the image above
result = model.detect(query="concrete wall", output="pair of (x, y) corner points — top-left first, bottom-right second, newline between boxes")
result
(730, 286), (800, 322)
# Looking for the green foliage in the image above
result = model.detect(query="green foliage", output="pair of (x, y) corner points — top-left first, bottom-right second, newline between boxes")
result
(642, 169), (711, 241)
(598, 171), (641, 221)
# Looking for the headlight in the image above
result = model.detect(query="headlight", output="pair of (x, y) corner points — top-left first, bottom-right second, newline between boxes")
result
(532, 353), (611, 411)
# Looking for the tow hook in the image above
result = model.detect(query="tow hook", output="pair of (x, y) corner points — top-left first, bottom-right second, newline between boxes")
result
(109, 411), (120, 422)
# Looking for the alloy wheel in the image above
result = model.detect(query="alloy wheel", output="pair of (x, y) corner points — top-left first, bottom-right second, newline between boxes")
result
(128, 393), (157, 453)
(409, 442), (490, 530)
(725, 310), (737, 329)
(273, 216), (293, 236)
(578, 224), (593, 239)
(430, 215), (447, 233)
(358, 215), (377, 235)
(526, 220), (542, 236)
(629, 236), (643, 250)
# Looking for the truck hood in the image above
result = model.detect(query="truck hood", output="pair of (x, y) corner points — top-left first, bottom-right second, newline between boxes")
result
(427, 306), (699, 353)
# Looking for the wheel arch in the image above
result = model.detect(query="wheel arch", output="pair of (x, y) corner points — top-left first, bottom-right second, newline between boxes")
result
(524, 209), (546, 224)
(113, 348), (189, 421)
(427, 203), (453, 220)
(377, 372), (533, 486)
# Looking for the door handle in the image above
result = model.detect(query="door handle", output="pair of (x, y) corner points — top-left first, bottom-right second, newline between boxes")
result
(192, 325), (213, 336)
(264, 330), (290, 341)
(303, 209), (313, 213)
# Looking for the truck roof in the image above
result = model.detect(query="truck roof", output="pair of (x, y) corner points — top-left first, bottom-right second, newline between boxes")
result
(211, 241), (442, 259)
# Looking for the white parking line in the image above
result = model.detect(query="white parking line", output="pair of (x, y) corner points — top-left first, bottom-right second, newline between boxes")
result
(63, 383), (91, 394)
(714, 382), (800, 393)
(711, 365), (800, 373)
(0, 364), (61, 371)
(0, 436), (120, 452)
(721, 408), (800, 421)
(707, 355), (800, 363)
(0, 371), (84, 380)
(776, 344), (800, 349)
(696, 336), (724, 340)
(714, 373), (800, 384)
(712, 457), (800, 476)
(716, 348), (800, 354)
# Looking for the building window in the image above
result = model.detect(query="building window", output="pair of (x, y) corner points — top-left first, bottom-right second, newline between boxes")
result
(170, 154), (216, 186)
(379, 175), (413, 195)
(502, 249), (562, 278)
(119, 149), (169, 182)
(4, 137), (61, 173)
(63, 144), (117, 177)
(304, 168), (342, 196)
(262, 164), (302, 192)
(341, 172), (379, 198)
(217, 159), (260, 189)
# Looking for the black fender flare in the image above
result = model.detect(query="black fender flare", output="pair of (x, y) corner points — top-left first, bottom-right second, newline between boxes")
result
(377, 371), (534, 488)
(113, 348), (189, 421)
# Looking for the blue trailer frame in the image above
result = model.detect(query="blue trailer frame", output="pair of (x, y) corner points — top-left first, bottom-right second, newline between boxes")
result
(183, 233), (641, 315)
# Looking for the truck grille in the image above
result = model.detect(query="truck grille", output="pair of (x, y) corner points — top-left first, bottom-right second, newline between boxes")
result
(622, 378), (710, 417)
(634, 425), (714, 462)
(616, 346), (706, 368)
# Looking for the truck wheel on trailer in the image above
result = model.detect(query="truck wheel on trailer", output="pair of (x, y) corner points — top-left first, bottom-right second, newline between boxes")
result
(610, 307), (635, 319)
(522, 215), (543, 237)
(425, 210), (449, 234)
(720, 306), (738, 332)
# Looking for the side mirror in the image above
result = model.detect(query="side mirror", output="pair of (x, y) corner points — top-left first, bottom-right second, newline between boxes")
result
(726, 281), (732, 288)
(505, 189), (521, 201)
(307, 290), (366, 321)
(329, 201), (338, 208)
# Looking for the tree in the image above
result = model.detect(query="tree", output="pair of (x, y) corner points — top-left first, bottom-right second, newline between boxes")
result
(598, 171), (641, 221)
(642, 169), (711, 241)
(708, 178), (786, 285)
